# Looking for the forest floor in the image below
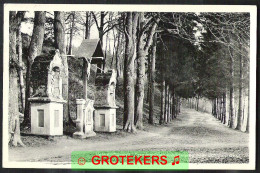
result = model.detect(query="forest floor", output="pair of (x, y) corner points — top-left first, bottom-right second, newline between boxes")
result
(9, 108), (249, 164)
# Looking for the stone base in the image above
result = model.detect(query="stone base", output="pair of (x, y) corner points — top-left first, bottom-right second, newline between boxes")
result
(94, 107), (117, 132)
(72, 131), (85, 139)
(73, 131), (96, 139)
(85, 131), (96, 137)
(29, 98), (65, 136)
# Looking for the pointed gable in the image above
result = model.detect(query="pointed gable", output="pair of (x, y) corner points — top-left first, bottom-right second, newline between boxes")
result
(74, 39), (104, 64)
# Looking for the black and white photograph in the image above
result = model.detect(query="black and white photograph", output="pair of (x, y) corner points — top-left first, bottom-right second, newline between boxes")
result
(2, 4), (257, 170)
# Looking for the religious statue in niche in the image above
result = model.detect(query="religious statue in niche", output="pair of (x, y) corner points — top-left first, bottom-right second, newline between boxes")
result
(50, 66), (61, 98)
(108, 82), (116, 107)
(94, 69), (117, 107)
(47, 50), (63, 99)
(30, 49), (64, 99)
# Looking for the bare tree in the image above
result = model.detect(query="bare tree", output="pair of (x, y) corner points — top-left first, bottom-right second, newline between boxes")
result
(148, 33), (157, 124)
(160, 80), (165, 124)
(17, 17), (25, 113)
(135, 13), (159, 129)
(54, 11), (73, 126)
(23, 11), (46, 126)
(123, 12), (138, 132)
(85, 12), (92, 39)
(68, 11), (75, 55)
(115, 23), (125, 81)
(9, 11), (26, 146)
(92, 12), (123, 72)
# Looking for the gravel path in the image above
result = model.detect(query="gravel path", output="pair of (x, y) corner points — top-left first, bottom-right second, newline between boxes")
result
(9, 108), (249, 163)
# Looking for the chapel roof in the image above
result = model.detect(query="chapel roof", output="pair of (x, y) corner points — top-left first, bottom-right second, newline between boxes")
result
(74, 39), (104, 62)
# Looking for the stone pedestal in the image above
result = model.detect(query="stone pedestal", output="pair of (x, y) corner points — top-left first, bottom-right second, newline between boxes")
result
(29, 97), (66, 136)
(94, 69), (118, 132)
(73, 99), (96, 138)
(94, 107), (117, 132)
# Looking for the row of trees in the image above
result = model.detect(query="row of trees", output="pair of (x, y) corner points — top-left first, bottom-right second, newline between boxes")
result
(177, 13), (250, 132)
(200, 13), (250, 132)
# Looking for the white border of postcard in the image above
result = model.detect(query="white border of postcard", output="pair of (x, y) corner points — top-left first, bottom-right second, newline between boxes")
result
(2, 4), (257, 170)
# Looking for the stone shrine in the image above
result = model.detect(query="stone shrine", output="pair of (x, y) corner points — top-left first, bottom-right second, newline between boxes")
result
(94, 69), (117, 132)
(29, 50), (66, 136)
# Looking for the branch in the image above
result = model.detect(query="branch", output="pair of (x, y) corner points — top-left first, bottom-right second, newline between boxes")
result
(144, 18), (160, 52)
(102, 22), (124, 36)
(91, 11), (100, 29)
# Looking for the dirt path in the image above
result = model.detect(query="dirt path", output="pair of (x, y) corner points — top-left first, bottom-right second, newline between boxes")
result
(9, 108), (249, 163)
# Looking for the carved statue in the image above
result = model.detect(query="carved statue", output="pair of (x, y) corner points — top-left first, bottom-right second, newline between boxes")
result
(108, 82), (116, 107)
(50, 67), (61, 98)
(47, 50), (63, 99)
(94, 69), (117, 107)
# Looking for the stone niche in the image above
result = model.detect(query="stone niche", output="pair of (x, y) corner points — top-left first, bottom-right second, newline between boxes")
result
(94, 69), (117, 132)
(29, 50), (66, 136)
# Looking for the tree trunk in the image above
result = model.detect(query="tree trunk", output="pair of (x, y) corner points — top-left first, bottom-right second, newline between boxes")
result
(160, 81), (165, 124)
(218, 97), (222, 120)
(220, 96), (223, 122)
(171, 95), (173, 119)
(167, 92), (171, 122)
(169, 95), (172, 121)
(99, 12), (105, 47)
(100, 12), (105, 71)
(135, 50), (146, 129)
(171, 95), (174, 119)
(135, 13), (158, 128)
(115, 30), (122, 82)
(173, 92), (176, 118)
(9, 66), (25, 147)
(216, 98), (219, 118)
(17, 20), (25, 113)
(164, 84), (168, 123)
(146, 55), (150, 104)
(9, 11), (25, 146)
(228, 47), (235, 128)
(54, 11), (73, 126)
(104, 31), (109, 70)
(68, 12), (75, 55)
(134, 12), (145, 129)
(178, 96), (181, 113)
(212, 99), (214, 115)
(85, 12), (91, 39)
(222, 92), (226, 124)
(175, 96), (179, 117)
(111, 29), (116, 68)
(196, 96), (199, 111)
(216, 98), (218, 118)
(212, 99), (217, 117)
(123, 12), (138, 132)
(148, 36), (156, 124)
(236, 47), (243, 130)
(23, 11), (46, 126)
(246, 86), (249, 132)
